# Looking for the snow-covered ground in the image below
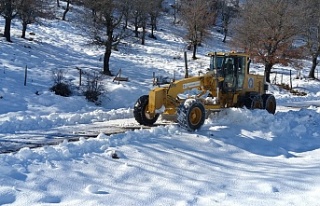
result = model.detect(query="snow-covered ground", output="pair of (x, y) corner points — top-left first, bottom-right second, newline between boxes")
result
(1, 3), (320, 206)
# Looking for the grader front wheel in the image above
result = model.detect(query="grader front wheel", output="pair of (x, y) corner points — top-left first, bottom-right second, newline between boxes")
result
(177, 100), (206, 131)
(133, 95), (159, 126)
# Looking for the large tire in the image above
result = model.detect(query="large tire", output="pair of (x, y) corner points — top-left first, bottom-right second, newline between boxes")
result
(133, 95), (159, 126)
(262, 94), (276, 114)
(244, 94), (263, 110)
(177, 99), (205, 131)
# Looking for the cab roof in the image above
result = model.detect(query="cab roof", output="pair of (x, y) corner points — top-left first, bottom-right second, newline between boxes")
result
(207, 51), (249, 58)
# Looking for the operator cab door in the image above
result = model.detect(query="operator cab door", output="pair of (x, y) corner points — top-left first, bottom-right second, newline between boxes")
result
(209, 55), (246, 92)
(222, 56), (246, 92)
(236, 56), (246, 89)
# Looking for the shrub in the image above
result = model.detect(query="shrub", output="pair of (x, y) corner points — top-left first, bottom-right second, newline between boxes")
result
(84, 90), (101, 103)
(50, 82), (72, 97)
(50, 69), (72, 97)
(83, 72), (104, 105)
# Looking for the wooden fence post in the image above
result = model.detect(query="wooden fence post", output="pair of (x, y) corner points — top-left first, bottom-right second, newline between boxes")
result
(75, 67), (82, 86)
(24, 65), (27, 86)
(290, 70), (292, 90)
(184, 51), (188, 78)
(79, 68), (82, 86)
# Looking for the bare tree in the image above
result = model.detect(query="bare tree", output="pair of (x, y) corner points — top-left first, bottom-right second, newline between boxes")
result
(84, 0), (124, 75)
(302, 0), (320, 79)
(130, 0), (146, 38)
(231, 0), (304, 83)
(219, 0), (239, 43)
(180, 0), (218, 59)
(148, 0), (163, 39)
(171, 0), (181, 24)
(130, 0), (153, 45)
(57, 0), (60, 7)
(17, 0), (45, 38)
(0, 0), (18, 42)
(120, 0), (130, 29)
(131, 3), (139, 37)
(138, 0), (148, 45)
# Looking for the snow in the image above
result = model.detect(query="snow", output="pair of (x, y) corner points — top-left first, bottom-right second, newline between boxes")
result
(1, 3), (320, 206)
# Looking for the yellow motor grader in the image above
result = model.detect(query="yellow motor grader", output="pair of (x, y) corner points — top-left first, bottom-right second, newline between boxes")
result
(133, 52), (276, 131)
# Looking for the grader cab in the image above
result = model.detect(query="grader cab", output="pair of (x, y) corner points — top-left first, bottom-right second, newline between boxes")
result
(134, 52), (276, 131)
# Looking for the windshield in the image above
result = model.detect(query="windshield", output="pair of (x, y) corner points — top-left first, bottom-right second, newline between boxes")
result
(210, 56), (225, 70)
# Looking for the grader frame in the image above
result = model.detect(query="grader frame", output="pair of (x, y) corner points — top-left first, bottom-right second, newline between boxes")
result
(133, 52), (276, 131)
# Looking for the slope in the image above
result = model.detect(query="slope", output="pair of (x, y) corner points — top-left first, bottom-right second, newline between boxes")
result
(0, 2), (320, 206)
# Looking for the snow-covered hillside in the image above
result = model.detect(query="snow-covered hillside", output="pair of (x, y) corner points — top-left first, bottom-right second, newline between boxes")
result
(1, 2), (320, 206)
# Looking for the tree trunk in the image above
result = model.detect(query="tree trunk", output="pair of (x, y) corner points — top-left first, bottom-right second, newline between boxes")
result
(62, 0), (70, 20)
(222, 28), (228, 43)
(103, 27), (113, 76)
(309, 54), (318, 79)
(4, 17), (12, 42)
(150, 16), (156, 39)
(21, 22), (27, 38)
(264, 62), (273, 83)
(124, 15), (128, 29)
(152, 16), (157, 31)
(57, 0), (60, 7)
(150, 24), (155, 39)
(141, 25), (146, 45)
(192, 43), (197, 59)
(103, 46), (112, 76)
(134, 17), (139, 37)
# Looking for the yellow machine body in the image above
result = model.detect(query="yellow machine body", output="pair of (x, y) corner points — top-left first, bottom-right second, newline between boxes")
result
(147, 52), (267, 118)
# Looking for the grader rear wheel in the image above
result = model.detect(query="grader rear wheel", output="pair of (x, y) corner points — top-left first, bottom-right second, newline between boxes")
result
(177, 99), (205, 131)
(133, 95), (159, 126)
(244, 95), (263, 110)
(262, 94), (276, 114)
